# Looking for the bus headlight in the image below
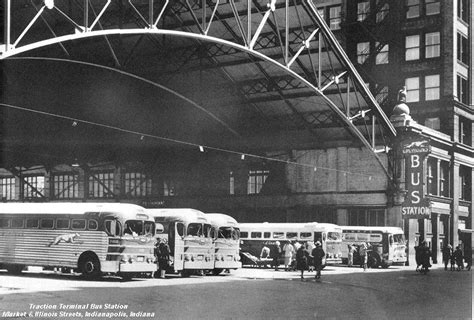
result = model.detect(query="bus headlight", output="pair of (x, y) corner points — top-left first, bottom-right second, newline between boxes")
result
(184, 254), (190, 261)
(129, 257), (135, 263)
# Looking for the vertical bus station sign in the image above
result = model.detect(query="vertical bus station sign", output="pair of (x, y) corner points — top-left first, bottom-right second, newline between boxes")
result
(401, 138), (431, 219)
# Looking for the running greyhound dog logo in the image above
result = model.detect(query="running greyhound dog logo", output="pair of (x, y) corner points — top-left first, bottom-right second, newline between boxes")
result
(47, 233), (81, 246)
(405, 140), (428, 148)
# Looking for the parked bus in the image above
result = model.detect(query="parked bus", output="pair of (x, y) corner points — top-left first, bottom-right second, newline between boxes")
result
(239, 222), (343, 266)
(206, 213), (241, 275)
(0, 202), (156, 278)
(148, 208), (214, 276)
(341, 226), (407, 268)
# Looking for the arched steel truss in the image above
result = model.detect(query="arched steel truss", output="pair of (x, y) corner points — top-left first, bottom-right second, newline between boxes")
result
(1, 0), (397, 179)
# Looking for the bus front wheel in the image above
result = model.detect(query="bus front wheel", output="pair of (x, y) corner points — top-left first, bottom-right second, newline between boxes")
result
(212, 268), (224, 276)
(79, 255), (101, 278)
(6, 264), (24, 274)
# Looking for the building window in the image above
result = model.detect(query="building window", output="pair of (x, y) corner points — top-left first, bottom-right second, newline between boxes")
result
(458, 0), (468, 22)
(329, 6), (341, 30)
(405, 77), (420, 102)
(357, 42), (370, 64)
(425, 32), (440, 58)
(376, 0), (389, 23)
(163, 179), (176, 196)
(317, 7), (325, 21)
(406, 0), (420, 19)
(0, 177), (15, 200)
(459, 116), (472, 146)
(88, 171), (114, 198)
(425, 0), (440, 15)
(457, 74), (469, 104)
(124, 172), (152, 197)
(459, 166), (471, 201)
(457, 33), (469, 65)
(247, 170), (269, 194)
(406, 35), (420, 61)
(427, 158), (437, 196)
(348, 209), (385, 226)
(229, 171), (234, 195)
(375, 43), (389, 64)
(424, 117), (440, 130)
(53, 174), (79, 199)
(24, 176), (45, 199)
(425, 74), (440, 101)
(357, 1), (370, 21)
(440, 161), (450, 198)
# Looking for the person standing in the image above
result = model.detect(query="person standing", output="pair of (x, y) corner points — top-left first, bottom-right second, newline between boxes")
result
(311, 241), (325, 279)
(295, 242), (309, 280)
(454, 246), (464, 271)
(347, 244), (355, 267)
(157, 239), (171, 278)
(442, 244), (453, 271)
(359, 242), (368, 271)
(283, 241), (295, 271)
(271, 241), (282, 271)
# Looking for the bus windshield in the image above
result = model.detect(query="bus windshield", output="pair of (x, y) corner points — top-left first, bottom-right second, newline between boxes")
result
(328, 232), (341, 240)
(124, 220), (155, 236)
(392, 234), (405, 244)
(187, 223), (203, 236)
(218, 227), (232, 239)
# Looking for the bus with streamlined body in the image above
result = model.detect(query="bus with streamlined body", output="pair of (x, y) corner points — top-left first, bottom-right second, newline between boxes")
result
(0, 202), (156, 278)
(207, 213), (241, 274)
(148, 208), (214, 276)
(239, 222), (343, 266)
(341, 226), (407, 268)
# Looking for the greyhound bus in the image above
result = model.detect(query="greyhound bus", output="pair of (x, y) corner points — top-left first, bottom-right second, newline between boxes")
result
(0, 202), (156, 278)
(341, 226), (407, 268)
(207, 213), (241, 275)
(148, 208), (214, 276)
(239, 222), (343, 266)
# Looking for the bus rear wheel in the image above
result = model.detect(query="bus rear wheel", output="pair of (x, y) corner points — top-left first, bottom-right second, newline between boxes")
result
(79, 255), (101, 278)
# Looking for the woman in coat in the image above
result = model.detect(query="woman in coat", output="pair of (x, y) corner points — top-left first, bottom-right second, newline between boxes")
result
(295, 242), (310, 280)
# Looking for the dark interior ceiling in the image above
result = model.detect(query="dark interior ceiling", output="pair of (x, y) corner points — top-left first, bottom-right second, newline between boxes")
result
(0, 0), (395, 169)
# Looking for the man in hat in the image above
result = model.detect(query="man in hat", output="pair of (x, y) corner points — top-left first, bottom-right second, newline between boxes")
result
(271, 241), (282, 271)
(311, 241), (325, 279)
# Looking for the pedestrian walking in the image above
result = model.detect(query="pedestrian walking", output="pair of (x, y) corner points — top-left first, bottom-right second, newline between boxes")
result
(453, 246), (464, 271)
(271, 241), (282, 271)
(295, 242), (310, 280)
(347, 244), (355, 267)
(157, 238), (171, 278)
(283, 241), (295, 271)
(415, 242), (423, 272)
(420, 241), (431, 274)
(442, 244), (452, 271)
(359, 242), (368, 271)
(311, 241), (325, 279)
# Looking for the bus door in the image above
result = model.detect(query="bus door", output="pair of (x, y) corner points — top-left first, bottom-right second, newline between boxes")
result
(170, 222), (185, 271)
(314, 232), (326, 251)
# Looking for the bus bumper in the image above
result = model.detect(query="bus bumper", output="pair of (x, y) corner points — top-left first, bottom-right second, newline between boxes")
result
(215, 261), (242, 269)
(119, 262), (157, 273)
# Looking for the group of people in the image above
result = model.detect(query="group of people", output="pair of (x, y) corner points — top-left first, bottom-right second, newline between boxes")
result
(347, 242), (369, 270)
(259, 240), (326, 279)
(442, 244), (472, 272)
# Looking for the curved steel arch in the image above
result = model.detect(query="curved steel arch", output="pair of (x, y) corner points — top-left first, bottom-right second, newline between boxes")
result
(1, 0), (396, 180)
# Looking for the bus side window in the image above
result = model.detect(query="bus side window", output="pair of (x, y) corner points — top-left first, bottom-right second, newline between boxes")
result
(11, 218), (24, 228)
(57, 219), (70, 229)
(240, 231), (248, 239)
(40, 219), (54, 229)
(26, 218), (39, 229)
(0, 218), (10, 228)
(72, 219), (86, 230)
(251, 232), (262, 239)
(263, 232), (271, 239)
(176, 223), (184, 237)
(88, 220), (98, 230)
